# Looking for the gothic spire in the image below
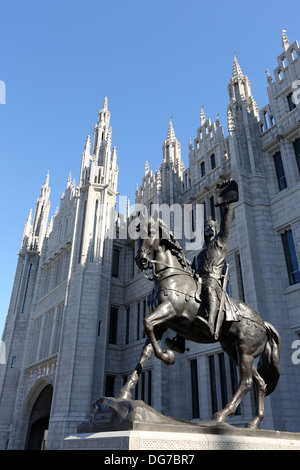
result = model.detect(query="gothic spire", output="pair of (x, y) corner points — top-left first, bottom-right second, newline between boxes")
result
(167, 116), (176, 141)
(39, 172), (50, 199)
(232, 53), (243, 81)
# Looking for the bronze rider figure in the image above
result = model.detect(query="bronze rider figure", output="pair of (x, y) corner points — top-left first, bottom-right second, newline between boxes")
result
(166, 180), (237, 353)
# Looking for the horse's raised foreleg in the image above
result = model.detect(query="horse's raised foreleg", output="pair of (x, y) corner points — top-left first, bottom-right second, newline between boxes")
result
(213, 353), (254, 423)
(144, 301), (176, 366)
(118, 339), (154, 400)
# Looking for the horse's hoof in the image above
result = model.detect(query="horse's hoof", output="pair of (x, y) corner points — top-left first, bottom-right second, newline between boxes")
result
(212, 412), (226, 423)
(161, 349), (176, 365)
(245, 420), (259, 429)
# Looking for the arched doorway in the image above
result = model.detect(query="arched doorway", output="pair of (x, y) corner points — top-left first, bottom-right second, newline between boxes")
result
(25, 384), (53, 450)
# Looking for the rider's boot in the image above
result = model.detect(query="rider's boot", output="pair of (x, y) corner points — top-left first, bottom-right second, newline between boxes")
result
(207, 300), (219, 340)
(165, 335), (186, 354)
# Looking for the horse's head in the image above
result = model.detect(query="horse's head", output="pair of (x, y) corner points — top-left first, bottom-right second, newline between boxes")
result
(135, 215), (161, 271)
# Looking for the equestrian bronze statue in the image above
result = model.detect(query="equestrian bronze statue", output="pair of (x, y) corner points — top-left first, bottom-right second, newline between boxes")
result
(117, 180), (281, 429)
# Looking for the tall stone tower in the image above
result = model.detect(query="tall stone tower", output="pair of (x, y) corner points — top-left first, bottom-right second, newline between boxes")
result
(0, 97), (119, 449)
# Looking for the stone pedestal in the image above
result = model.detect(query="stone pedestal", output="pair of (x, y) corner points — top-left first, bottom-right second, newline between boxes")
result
(64, 428), (300, 450)
(63, 397), (300, 451)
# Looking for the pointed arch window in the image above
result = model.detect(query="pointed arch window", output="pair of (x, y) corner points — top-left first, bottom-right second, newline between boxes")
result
(90, 200), (98, 262)
(112, 248), (120, 277)
(273, 152), (287, 191)
(293, 138), (300, 174)
(281, 229), (300, 285)
(78, 200), (87, 263)
(21, 263), (32, 313)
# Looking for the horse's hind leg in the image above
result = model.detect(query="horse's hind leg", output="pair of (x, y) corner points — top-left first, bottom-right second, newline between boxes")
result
(213, 353), (254, 423)
(245, 365), (266, 429)
(117, 339), (153, 400)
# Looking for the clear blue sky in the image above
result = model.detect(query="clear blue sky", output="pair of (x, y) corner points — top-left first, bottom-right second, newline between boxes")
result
(0, 0), (299, 335)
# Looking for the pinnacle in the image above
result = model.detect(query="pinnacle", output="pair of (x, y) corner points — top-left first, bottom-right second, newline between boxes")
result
(232, 53), (243, 81)
(167, 116), (176, 141)
(102, 94), (108, 110)
(200, 105), (206, 125)
(282, 29), (289, 50)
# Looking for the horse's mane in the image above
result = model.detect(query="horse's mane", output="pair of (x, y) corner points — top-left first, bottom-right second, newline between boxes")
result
(157, 218), (193, 274)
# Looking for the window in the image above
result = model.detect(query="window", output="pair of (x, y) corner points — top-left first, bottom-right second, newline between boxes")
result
(134, 370), (152, 405)
(142, 299), (147, 338)
(52, 303), (63, 354)
(125, 307), (130, 344)
(112, 248), (119, 277)
(281, 230), (300, 285)
(218, 353), (228, 408)
(287, 92), (296, 112)
(78, 200), (87, 263)
(105, 375), (115, 396)
(109, 306), (118, 344)
(190, 359), (200, 419)
(184, 173), (188, 189)
(200, 161), (205, 178)
(273, 152), (287, 191)
(90, 200), (98, 262)
(229, 359), (241, 415)
(235, 252), (245, 302)
(136, 303), (140, 340)
(131, 248), (135, 277)
(203, 201), (207, 223)
(263, 111), (269, 130)
(293, 139), (300, 173)
(209, 355), (218, 415)
(55, 256), (63, 287)
(21, 263), (32, 313)
(11, 356), (16, 368)
(210, 196), (215, 220)
(209, 353), (242, 417)
(210, 153), (216, 170)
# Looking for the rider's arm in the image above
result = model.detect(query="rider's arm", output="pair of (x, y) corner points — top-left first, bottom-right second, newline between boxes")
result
(218, 203), (234, 247)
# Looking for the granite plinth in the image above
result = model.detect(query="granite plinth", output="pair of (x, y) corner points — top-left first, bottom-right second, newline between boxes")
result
(63, 397), (300, 450)
(64, 429), (300, 450)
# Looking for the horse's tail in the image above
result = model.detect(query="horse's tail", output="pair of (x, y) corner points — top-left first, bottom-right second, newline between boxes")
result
(257, 322), (281, 396)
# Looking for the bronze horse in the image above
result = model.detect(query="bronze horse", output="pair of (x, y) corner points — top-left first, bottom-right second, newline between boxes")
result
(118, 215), (281, 429)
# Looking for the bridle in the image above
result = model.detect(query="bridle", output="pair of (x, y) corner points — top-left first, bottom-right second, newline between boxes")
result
(137, 246), (192, 282)
(136, 221), (192, 281)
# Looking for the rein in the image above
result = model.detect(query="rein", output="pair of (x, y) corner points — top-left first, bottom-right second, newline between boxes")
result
(143, 259), (192, 282)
